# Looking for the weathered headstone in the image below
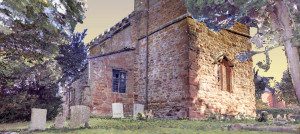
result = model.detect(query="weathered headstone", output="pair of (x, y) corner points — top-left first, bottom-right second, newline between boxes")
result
(286, 114), (295, 122)
(82, 86), (92, 106)
(145, 109), (154, 119)
(29, 108), (47, 131)
(215, 114), (221, 120)
(112, 103), (124, 118)
(283, 114), (288, 121)
(69, 105), (90, 128)
(274, 114), (288, 126)
(133, 104), (144, 118)
(267, 114), (274, 121)
(54, 113), (66, 129)
(276, 114), (283, 121)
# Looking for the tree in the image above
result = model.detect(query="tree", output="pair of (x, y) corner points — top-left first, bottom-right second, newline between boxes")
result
(185, 0), (300, 103)
(0, 0), (87, 88)
(253, 69), (274, 99)
(0, 0), (87, 122)
(56, 29), (88, 86)
(277, 70), (298, 104)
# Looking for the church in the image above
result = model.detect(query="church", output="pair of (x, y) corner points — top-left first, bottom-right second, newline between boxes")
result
(86, 0), (256, 119)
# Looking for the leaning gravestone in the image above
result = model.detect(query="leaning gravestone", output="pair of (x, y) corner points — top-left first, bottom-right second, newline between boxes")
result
(29, 108), (47, 131)
(133, 104), (144, 118)
(112, 103), (124, 118)
(69, 105), (90, 128)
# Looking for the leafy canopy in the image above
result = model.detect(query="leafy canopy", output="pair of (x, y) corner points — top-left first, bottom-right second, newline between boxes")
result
(185, 0), (300, 71)
(0, 0), (87, 88)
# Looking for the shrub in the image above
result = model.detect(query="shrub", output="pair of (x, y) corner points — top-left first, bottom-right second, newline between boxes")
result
(136, 113), (146, 121)
(256, 108), (300, 117)
(0, 83), (62, 123)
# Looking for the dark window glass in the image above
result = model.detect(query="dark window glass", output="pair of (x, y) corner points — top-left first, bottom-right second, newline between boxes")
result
(112, 69), (127, 93)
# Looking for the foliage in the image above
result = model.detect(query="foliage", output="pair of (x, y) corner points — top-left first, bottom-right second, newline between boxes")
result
(185, 0), (299, 66)
(0, 82), (62, 123)
(256, 108), (300, 117)
(185, 0), (300, 47)
(136, 113), (146, 121)
(277, 70), (298, 104)
(56, 29), (88, 85)
(0, 0), (87, 88)
(185, 0), (300, 102)
(185, 0), (266, 30)
(0, 0), (87, 123)
(253, 69), (274, 99)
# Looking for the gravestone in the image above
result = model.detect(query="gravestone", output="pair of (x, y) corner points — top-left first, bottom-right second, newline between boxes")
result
(276, 114), (283, 121)
(29, 108), (47, 131)
(286, 114), (295, 122)
(112, 103), (124, 118)
(145, 109), (154, 119)
(267, 114), (274, 121)
(54, 113), (66, 129)
(274, 114), (288, 126)
(133, 104), (144, 118)
(69, 105), (90, 128)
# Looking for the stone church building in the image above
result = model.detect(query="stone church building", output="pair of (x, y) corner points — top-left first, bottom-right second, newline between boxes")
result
(86, 0), (256, 119)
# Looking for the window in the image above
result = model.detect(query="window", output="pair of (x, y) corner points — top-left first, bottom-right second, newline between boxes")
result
(218, 58), (233, 92)
(112, 69), (127, 93)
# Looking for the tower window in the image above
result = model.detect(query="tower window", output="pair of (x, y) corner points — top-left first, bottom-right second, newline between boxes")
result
(112, 69), (127, 93)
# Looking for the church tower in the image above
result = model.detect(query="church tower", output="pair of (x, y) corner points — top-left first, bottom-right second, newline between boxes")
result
(134, 0), (148, 11)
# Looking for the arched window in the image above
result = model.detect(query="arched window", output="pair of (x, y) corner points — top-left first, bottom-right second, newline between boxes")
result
(217, 57), (233, 93)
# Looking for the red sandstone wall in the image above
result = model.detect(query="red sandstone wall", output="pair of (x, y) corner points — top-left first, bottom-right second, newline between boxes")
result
(89, 27), (133, 57)
(134, 0), (190, 119)
(187, 19), (256, 119)
(89, 52), (136, 116)
(138, 20), (190, 119)
(89, 26), (136, 116)
(88, 0), (256, 119)
(148, 0), (187, 32)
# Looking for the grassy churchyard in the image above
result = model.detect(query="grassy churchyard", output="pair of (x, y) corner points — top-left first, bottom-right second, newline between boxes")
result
(1, 117), (299, 134)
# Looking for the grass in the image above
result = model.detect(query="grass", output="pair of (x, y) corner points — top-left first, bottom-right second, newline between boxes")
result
(0, 118), (296, 134)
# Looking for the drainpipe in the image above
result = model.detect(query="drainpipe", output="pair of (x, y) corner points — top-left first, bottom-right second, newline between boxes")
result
(145, 0), (150, 110)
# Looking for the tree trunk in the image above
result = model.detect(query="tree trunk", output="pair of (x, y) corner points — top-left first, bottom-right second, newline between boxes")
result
(276, 0), (300, 103)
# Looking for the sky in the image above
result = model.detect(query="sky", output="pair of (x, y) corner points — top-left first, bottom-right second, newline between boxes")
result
(75, 0), (134, 43)
(253, 46), (287, 82)
(76, 0), (288, 83)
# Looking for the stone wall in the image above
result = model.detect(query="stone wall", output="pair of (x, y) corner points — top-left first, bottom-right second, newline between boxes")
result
(148, 0), (187, 32)
(137, 20), (190, 119)
(133, 0), (190, 119)
(187, 19), (256, 119)
(89, 24), (136, 116)
(89, 51), (136, 116)
(87, 0), (256, 119)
